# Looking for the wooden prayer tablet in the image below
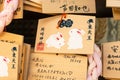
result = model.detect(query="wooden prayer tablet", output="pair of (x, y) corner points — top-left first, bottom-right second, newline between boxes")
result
(29, 0), (42, 5)
(28, 53), (88, 80)
(35, 15), (95, 54)
(24, 4), (42, 13)
(0, 0), (4, 11)
(112, 8), (120, 20)
(105, 79), (120, 80)
(24, 0), (42, 8)
(0, 32), (24, 76)
(106, 0), (120, 7)
(42, 0), (96, 13)
(14, 0), (23, 19)
(0, 41), (19, 80)
(102, 41), (120, 79)
(23, 43), (31, 80)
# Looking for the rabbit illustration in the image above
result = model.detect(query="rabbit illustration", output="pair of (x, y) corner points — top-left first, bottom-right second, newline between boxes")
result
(0, 56), (10, 77)
(46, 32), (65, 49)
(67, 28), (85, 49)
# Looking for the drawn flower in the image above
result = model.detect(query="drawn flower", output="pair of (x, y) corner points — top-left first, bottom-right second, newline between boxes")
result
(65, 19), (73, 27)
(58, 20), (66, 28)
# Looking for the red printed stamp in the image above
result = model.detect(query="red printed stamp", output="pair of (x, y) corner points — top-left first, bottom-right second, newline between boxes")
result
(36, 43), (44, 51)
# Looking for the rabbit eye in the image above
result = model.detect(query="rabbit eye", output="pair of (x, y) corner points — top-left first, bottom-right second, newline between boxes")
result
(77, 31), (81, 34)
(60, 34), (62, 37)
(3, 58), (7, 62)
(56, 37), (59, 40)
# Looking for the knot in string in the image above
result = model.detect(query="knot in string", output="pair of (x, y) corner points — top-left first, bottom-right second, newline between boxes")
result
(87, 44), (102, 80)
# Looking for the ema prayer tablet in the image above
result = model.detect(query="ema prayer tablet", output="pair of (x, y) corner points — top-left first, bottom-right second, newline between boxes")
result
(35, 15), (95, 54)
(28, 53), (88, 80)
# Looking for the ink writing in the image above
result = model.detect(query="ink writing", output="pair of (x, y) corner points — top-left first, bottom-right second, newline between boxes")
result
(36, 27), (45, 51)
(87, 19), (93, 40)
(106, 44), (120, 71)
(0, 39), (15, 43)
(60, 4), (89, 12)
(14, 7), (21, 15)
(11, 47), (17, 69)
(64, 55), (81, 63)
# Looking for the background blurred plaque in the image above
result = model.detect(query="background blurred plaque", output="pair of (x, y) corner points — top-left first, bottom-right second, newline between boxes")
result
(42, 0), (96, 13)
(102, 41), (120, 79)
(28, 53), (87, 80)
(106, 0), (120, 7)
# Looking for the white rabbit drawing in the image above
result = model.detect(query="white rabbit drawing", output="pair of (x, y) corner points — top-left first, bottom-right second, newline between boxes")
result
(0, 56), (10, 77)
(67, 28), (85, 49)
(46, 32), (65, 49)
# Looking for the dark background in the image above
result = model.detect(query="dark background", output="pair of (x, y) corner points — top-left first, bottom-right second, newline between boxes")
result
(6, 1), (113, 79)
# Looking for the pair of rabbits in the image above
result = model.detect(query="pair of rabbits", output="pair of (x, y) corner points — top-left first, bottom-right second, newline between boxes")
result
(46, 28), (85, 49)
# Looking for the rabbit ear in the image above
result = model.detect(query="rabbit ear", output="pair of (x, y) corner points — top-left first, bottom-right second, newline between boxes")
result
(57, 32), (62, 38)
(59, 33), (62, 38)
(56, 37), (59, 40)
(79, 29), (85, 35)
(3, 57), (10, 63)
